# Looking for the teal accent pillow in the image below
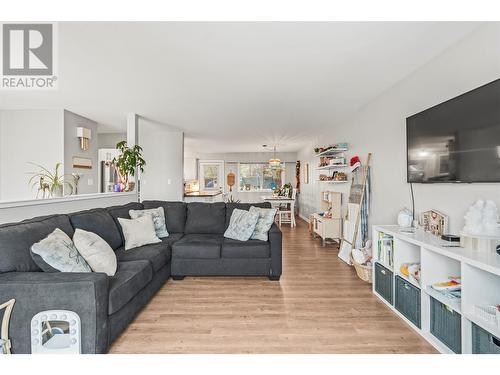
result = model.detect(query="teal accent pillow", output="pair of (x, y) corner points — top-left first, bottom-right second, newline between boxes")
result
(31, 228), (91, 273)
(129, 207), (169, 238)
(249, 206), (277, 241)
(224, 208), (260, 241)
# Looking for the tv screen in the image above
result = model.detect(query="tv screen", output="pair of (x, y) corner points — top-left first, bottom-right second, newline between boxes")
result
(407, 79), (500, 183)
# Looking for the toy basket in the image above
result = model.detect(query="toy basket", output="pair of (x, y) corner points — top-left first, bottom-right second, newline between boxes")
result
(351, 255), (372, 283)
(473, 305), (500, 328)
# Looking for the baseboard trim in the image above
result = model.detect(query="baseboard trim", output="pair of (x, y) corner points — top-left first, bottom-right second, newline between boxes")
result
(298, 213), (310, 223)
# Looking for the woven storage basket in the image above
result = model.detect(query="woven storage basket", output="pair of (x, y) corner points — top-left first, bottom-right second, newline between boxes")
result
(351, 255), (373, 283)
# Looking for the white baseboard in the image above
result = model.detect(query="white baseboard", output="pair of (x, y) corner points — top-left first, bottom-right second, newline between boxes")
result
(298, 213), (310, 223)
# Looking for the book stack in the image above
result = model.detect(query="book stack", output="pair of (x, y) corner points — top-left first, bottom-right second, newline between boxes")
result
(377, 232), (394, 268)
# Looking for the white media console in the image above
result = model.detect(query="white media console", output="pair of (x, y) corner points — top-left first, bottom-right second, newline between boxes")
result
(372, 225), (500, 354)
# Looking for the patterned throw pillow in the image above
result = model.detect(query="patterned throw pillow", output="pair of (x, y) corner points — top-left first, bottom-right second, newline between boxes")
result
(31, 228), (91, 273)
(224, 208), (260, 241)
(249, 206), (278, 241)
(129, 207), (169, 238)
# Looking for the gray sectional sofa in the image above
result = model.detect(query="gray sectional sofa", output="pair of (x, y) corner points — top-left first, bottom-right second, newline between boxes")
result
(0, 201), (282, 354)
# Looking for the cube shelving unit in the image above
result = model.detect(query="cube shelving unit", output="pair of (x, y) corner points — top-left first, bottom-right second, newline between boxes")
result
(372, 225), (500, 354)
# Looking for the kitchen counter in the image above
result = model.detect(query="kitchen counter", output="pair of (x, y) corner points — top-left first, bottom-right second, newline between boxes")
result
(184, 191), (224, 202)
(184, 191), (222, 197)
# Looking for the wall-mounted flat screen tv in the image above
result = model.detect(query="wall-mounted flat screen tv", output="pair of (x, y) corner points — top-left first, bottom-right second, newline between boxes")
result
(407, 79), (500, 183)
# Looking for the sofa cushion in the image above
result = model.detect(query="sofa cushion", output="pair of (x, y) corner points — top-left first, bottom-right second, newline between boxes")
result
(222, 238), (271, 258)
(161, 233), (184, 247)
(172, 234), (222, 259)
(115, 242), (171, 273)
(69, 208), (122, 250)
(108, 260), (153, 315)
(0, 214), (74, 273)
(142, 201), (187, 234)
(225, 202), (271, 229)
(185, 202), (226, 234)
(106, 202), (144, 242)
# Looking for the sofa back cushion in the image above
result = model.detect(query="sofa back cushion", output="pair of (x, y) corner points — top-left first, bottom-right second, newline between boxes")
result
(142, 201), (187, 234)
(185, 202), (226, 234)
(69, 208), (123, 250)
(225, 202), (271, 229)
(106, 202), (144, 243)
(0, 214), (74, 273)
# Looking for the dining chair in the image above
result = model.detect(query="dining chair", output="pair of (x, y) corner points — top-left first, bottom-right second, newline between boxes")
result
(277, 188), (297, 227)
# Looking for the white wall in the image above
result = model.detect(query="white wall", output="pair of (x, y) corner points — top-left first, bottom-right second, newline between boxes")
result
(0, 193), (137, 224)
(98, 132), (126, 149)
(139, 118), (184, 201)
(0, 109), (64, 201)
(298, 23), (500, 234)
(185, 151), (298, 203)
(63, 110), (99, 195)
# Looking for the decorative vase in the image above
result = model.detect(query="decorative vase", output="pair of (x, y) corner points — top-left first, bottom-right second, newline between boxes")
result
(126, 181), (135, 192)
(397, 208), (413, 229)
(52, 185), (63, 198)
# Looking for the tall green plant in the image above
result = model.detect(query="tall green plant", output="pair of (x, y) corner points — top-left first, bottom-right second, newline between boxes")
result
(112, 141), (146, 187)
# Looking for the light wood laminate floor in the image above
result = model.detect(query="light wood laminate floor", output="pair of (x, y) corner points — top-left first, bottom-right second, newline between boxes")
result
(110, 219), (436, 354)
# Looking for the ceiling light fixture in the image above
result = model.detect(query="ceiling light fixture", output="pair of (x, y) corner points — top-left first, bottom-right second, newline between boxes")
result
(268, 145), (281, 168)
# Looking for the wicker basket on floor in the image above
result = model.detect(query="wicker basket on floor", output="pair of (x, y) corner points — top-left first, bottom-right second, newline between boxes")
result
(350, 255), (373, 283)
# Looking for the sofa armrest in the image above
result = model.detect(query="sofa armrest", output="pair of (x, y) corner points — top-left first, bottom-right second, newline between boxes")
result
(0, 272), (109, 354)
(268, 223), (282, 279)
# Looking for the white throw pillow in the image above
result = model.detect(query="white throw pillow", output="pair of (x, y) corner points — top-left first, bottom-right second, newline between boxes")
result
(73, 229), (117, 276)
(129, 207), (169, 238)
(118, 215), (161, 250)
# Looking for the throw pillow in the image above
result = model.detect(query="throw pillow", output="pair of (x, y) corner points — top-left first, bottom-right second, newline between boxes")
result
(73, 229), (117, 276)
(118, 215), (161, 250)
(224, 208), (260, 241)
(129, 207), (169, 238)
(249, 206), (278, 241)
(30, 228), (91, 273)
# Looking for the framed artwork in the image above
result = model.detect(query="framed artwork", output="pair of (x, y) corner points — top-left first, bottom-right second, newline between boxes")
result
(198, 160), (224, 191)
(420, 209), (448, 236)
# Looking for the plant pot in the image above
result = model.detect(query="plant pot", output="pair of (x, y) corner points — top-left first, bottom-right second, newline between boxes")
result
(52, 185), (63, 198)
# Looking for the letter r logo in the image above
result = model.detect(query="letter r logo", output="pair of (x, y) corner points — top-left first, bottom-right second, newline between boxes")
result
(2, 24), (53, 75)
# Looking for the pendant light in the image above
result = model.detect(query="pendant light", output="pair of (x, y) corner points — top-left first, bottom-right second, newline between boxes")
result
(269, 146), (281, 168)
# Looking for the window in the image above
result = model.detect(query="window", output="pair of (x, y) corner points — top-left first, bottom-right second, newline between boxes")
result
(238, 163), (284, 192)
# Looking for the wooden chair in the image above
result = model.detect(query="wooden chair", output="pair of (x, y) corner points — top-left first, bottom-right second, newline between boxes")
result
(0, 299), (15, 354)
(277, 188), (297, 227)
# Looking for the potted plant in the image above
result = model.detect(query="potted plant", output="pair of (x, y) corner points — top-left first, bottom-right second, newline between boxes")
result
(28, 162), (75, 198)
(112, 141), (146, 192)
